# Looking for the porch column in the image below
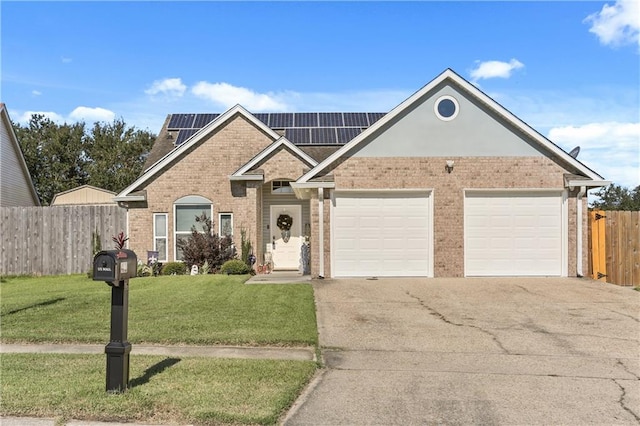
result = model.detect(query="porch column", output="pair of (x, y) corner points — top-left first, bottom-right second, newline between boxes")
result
(318, 187), (324, 279)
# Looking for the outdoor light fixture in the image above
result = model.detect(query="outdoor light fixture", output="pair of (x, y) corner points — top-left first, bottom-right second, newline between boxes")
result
(446, 160), (455, 173)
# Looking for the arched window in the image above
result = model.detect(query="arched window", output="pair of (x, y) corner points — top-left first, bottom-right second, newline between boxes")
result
(174, 195), (212, 261)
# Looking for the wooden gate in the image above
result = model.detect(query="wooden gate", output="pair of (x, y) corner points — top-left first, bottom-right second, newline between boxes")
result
(589, 210), (640, 286)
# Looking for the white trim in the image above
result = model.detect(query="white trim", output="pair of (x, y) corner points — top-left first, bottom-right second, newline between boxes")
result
(230, 137), (317, 180)
(434, 95), (459, 121)
(566, 179), (610, 189)
(576, 186), (586, 277)
(318, 188), (325, 278)
(291, 181), (335, 199)
(297, 69), (605, 184)
(117, 105), (281, 199)
(153, 213), (168, 262)
(113, 195), (146, 202)
(561, 190), (569, 277)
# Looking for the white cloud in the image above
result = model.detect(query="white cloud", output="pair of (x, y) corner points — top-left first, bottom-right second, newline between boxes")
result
(145, 78), (187, 97)
(548, 122), (640, 187)
(31, 90), (42, 96)
(470, 59), (524, 82)
(16, 111), (65, 123)
(68, 106), (115, 123)
(585, 0), (640, 49)
(191, 81), (289, 111)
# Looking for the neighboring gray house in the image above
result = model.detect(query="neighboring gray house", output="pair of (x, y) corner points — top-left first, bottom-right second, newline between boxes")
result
(0, 103), (40, 206)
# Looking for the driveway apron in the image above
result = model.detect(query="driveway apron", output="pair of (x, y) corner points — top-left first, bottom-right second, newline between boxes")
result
(284, 277), (640, 425)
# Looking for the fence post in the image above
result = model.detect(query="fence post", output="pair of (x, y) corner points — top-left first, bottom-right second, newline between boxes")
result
(589, 210), (607, 282)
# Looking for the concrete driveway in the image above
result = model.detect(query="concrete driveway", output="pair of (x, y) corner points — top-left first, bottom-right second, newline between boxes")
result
(284, 277), (640, 425)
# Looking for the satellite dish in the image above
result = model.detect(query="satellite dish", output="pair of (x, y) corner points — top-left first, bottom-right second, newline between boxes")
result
(569, 146), (580, 158)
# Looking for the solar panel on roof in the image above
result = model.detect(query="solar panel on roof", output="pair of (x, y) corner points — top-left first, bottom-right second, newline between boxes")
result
(175, 129), (198, 145)
(168, 113), (197, 129)
(269, 113), (293, 128)
(294, 113), (318, 127)
(193, 113), (218, 129)
(337, 127), (362, 144)
(319, 113), (343, 127)
(285, 128), (311, 144)
(311, 128), (337, 144)
(343, 113), (368, 127)
(367, 113), (385, 125)
(253, 113), (270, 126)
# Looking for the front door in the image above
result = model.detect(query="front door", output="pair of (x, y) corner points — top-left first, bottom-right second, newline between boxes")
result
(268, 205), (302, 270)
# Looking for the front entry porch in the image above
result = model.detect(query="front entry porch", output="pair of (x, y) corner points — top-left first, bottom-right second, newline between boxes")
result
(259, 180), (311, 275)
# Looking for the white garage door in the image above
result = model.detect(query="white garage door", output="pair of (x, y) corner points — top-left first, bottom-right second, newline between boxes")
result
(465, 191), (564, 276)
(332, 192), (432, 277)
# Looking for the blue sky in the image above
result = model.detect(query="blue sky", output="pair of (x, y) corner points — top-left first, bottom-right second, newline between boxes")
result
(2, 1), (638, 189)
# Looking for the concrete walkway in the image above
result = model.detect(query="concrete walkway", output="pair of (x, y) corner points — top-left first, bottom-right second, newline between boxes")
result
(1, 343), (315, 361)
(284, 277), (640, 425)
(246, 270), (312, 284)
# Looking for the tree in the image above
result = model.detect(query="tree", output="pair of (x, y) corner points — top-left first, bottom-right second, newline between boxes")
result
(14, 114), (87, 205)
(13, 115), (156, 205)
(590, 184), (640, 211)
(84, 118), (155, 192)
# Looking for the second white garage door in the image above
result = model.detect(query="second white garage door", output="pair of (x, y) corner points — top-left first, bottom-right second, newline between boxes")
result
(331, 191), (432, 277)
(464, 191), (565, 276)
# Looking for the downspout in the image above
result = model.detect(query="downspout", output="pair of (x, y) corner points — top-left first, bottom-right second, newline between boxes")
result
(318, 188), (325, 279)
(576, 186), (586, 277)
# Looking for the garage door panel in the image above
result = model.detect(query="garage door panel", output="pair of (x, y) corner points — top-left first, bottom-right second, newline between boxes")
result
(465, 192), (563, 276)
(333, 192), (431, 277)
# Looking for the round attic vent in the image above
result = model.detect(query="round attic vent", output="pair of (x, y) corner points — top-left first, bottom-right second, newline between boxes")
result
(434, 95), (459, 121)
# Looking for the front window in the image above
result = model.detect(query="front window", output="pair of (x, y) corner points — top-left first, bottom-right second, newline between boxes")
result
(174, 196), (212, 261)
(219, 213), (233, 237)
(272, 180), (294, 194)
(153, 213), (168, 262)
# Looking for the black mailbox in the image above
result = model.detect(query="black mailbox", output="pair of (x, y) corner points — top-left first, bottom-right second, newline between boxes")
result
(93, 250), (137, 283)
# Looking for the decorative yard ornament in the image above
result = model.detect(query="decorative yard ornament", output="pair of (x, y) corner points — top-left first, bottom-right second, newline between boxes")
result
(277, 213), (293, 243)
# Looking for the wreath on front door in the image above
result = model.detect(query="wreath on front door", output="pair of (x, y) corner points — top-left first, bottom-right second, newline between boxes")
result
(277, 214), (293, 243)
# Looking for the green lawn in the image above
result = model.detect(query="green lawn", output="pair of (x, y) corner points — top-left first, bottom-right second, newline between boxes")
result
(1, 274), (319, 424)
(1, 274), (317, 346)
(1, 353), (317, 425)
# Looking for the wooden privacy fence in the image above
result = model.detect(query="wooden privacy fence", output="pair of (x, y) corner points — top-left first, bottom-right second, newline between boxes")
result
(1, 205), (127, 276)
(589, 210), (640, 286)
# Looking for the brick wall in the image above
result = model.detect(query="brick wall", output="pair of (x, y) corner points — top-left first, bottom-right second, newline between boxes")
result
(128, 115), (274, 262)
(310, 156), (582, 278)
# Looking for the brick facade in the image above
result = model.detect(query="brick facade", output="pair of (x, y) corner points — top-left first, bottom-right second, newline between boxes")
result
(122, 106), (593, 279)
(309, 156), (585, 278)
(128, 115), (274, 262)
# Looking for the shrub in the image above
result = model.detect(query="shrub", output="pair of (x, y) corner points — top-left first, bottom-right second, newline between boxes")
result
(176, 212), (236, 271)
(220, 259), (252, 275)
(162, 262), (187, 275)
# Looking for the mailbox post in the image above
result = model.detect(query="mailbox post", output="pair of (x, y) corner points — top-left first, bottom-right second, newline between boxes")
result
(92, 249), (137, 393)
